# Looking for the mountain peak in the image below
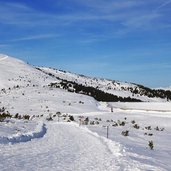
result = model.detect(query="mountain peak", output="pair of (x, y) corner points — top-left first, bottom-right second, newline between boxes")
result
(0, 54), (8, 59)
(0, 54), (55, 89)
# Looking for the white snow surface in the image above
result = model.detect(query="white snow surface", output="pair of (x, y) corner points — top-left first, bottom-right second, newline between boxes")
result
(0, 121), (166, 171)
(0, 119), (46, 144)
(109, 102), (171, 112)
(0, 122), (122, 171)
(39, 67), (167, 102)
(0, 54), (171, 170)
(0, 54), (56, 89)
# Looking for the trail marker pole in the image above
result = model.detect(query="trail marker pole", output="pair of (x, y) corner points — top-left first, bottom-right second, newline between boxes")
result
(111, 107), (113, 112)
(107, 126), (109, 139)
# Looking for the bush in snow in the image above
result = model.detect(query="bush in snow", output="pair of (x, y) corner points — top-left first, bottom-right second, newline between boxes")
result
(133, 124), (140, 129)
(155, 126), (160, 131)
(46, 115), (53, 121)
(121, 130), (129, 136)
(154, 126), (165, 131)
(145, 126), (152, 130)
(131, 120), (136, 124)
(90, 121), (95, 125)
(14, 113), (23, 119)
(69, 115), (74, 121)
(0, 107), (5, 113)
(112, 122), (118, 127)
(79, 117), (89, 125)
(95, 121), (99, 125)
(0, 112), (12, 122)
(118, 120), (126, 126)
(23, 115), (30, 120)
(148, 140), (154, 150)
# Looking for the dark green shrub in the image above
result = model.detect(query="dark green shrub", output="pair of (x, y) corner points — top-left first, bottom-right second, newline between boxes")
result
(148, 141), (154, 150)
(69, 115), (74, 121)
(23, 115), (30, 120)
(0, 112), (12, 122)
(121, 130), (129, 136)
(133, 124), (140, 129)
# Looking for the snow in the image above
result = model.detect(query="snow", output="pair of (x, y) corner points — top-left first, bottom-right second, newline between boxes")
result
(0, 119), (46, 144)
(0, 121), (164, 171)
(0, 122), (120, 171)
(109, 102), (171, 112)
(0, 54), (171, 171)
(0, 54), (56, 89)
(0, 86), (100, 116)
(85, 104), (171, 171)
(39, 67), (167, 102)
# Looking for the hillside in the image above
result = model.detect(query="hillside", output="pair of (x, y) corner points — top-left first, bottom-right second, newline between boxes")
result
(38, 67), (171, 102)
(0, 54), (171, 103)
(0, 54), (100, 115)
(0, 54), (171, 171)
(0, 54), (56, 89)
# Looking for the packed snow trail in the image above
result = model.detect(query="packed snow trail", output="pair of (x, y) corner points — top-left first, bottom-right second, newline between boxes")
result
(0, 122), (164, 171)
(0, 122), (122, 171)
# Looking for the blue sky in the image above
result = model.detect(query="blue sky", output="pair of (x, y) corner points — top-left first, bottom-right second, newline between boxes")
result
(0, 0), (171, 88)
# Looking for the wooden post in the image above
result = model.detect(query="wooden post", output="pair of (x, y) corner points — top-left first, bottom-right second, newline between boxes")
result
(107, 126), (109, 138)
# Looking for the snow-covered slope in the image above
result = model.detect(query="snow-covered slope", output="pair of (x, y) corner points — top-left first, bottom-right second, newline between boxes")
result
(39, 67), (171, 102)
(1, 54), (171, 171)
(0, 54), (55, 89)
(1, 54), (170, 102)
(39, 67), (137, 97)
(0, 54), (100, 116)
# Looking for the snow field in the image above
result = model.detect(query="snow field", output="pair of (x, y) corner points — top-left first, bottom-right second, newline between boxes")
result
(83, 107), (171, 171)
(0, 119), (46, 144)
(109, 102), (171, 112)
(0, 122), (121, 171)
(0, 86), (100, 117)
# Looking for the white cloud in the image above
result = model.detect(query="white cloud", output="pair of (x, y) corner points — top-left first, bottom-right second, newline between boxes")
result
(0, 0), (169, 39)
(156, 0), (171, 10)
(11, 34), (60, 42)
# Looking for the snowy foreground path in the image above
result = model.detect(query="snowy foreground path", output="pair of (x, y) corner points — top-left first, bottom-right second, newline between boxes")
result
(0, 122), (124, 171)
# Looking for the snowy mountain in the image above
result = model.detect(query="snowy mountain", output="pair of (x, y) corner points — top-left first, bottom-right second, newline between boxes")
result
(1, 54), (171, 171)
(37, 67), (171, 102)
(0, 54), (171, 103)
(0, 54), (100, 115)
(0, 54), (56, 89)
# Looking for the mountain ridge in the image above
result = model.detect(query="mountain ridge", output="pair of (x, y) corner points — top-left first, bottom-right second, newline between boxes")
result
(0, 54), (171, 102)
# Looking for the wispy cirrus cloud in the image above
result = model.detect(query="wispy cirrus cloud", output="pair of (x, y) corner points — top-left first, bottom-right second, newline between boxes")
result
(0, 0), (170, 42)
(0, 1), (163, 28)
(156, 0), (171, 10)
(70, 0), (143, 13)
(11, 34), (60, 42)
